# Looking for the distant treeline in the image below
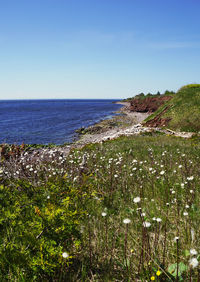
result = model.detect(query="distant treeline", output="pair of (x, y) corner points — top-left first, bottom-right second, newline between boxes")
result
(124, 90), (175, 101)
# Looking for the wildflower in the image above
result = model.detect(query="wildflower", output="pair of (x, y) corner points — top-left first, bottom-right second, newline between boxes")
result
(189, 257), (198, 268)
(190, 190), (194, 194)
(174, 236), (179, 241)
(101, 212), (107, 217)
(62, 252), (69, 258)
(156, 270), (161, 276)
(152, 217), (156, 221)
(181, 183), (184, 188)
(187, 176), (194, 181)
(183, 211), (188, 216)
(133, 197), (141, 203)
(47, 195), (50, 199)
(141, 212), (146, 217)
(179, 165), (182, 168)
(160, 170), (165, 175)
(185, 204), (189, 209)
(157, 218), (162, 222)
(123, 218), (131, 224)
(151, 276), (155, 281)
(143, 221), (151, 228)
(190, 249), (198, 255)
(114, 174), (118, 178)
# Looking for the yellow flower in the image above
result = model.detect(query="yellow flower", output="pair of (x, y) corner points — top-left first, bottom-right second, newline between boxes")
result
(151, 276), (155, 280)
(156, 270), (161, 276)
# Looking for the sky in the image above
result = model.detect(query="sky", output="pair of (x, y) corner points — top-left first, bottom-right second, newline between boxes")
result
(0, 0), (200, 99)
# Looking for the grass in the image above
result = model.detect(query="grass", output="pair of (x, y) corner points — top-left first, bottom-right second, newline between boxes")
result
(1, 134), (200, 280)
(144, 84), (200, 132)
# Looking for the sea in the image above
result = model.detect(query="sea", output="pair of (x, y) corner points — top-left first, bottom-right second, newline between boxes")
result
(0, 99), (122, 145)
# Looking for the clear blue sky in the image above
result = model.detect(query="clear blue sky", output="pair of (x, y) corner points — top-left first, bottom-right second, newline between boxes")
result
(0, 0), (200, 99)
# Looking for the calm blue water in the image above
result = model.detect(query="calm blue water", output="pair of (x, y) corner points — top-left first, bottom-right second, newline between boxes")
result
(0, 99), (122, 144)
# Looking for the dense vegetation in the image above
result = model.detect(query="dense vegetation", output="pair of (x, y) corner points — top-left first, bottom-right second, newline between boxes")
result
(145, 84), (200, 132)
(1, 133), (200, 281)
(123, 90), (175, 101)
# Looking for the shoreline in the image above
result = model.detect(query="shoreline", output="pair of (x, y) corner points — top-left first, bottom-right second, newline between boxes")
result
(0, 102), (151, 162)
(74, 101), (150, 146)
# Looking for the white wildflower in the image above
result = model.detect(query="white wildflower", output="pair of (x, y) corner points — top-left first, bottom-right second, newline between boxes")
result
(143, 221), (151, 228)
(62, 252), (69, 258)
(133, 197), (141, 203)
(179, 165), (182, 168)
(183, 211), (188, 216)
(190, 249), (198, 256)
(189, 257), (198, 268)
(123, 218), (131, 224)
(160, 170), (165, 175)
(174, 236), (179, 241)
(157, 218), (162, 222)
(187, 176), (194, 181)
(141, 212), (146, 217)
(101, 212), (107, 217)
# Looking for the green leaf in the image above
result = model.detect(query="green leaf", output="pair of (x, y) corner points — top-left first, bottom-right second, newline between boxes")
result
(168, 262), (188, 277)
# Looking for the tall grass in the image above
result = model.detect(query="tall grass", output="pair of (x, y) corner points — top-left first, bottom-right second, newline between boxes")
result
(1, 134), (200, 280)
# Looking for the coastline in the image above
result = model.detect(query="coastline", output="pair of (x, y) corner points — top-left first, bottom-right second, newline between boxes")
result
(74, 101), (150, 146)
(0, 101), (151, 163)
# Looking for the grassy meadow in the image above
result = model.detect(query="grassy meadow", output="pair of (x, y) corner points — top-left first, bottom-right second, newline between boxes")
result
(144, 85), (200, 132)
(1, 133), (200, 281)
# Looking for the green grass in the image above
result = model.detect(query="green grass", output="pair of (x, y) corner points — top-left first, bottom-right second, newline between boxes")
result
(144, 84), (200, 132)
(1, 134), (200, 280)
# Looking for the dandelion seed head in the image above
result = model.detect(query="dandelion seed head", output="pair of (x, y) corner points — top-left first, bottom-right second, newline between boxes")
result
(190, 249), (198, 255)
(187, 176), (194, 181)
(133, 197), (141, 203)
(123, 218), (131, 224)
(189, 257), (198, 268)
(62, 252), (69, 258)
(143, 221), (151, 228)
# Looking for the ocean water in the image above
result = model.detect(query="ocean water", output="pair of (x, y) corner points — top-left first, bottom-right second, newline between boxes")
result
(0, 99), (122, 145)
